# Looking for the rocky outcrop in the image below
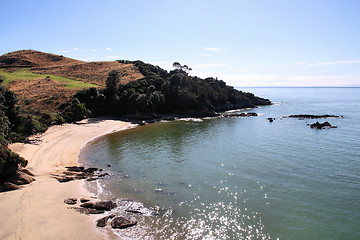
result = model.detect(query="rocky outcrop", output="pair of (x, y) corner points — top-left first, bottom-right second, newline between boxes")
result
(223, 112), (258, 117)
(310, 121), (337, 129)
(285, 114), (343, 119)
(96, 214), (116, 228)
(53, 166), (108, 183)
(3, 182), (22, 191)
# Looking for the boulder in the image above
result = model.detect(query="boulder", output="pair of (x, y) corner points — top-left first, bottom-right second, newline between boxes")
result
(9, 170), (35, 185)
(96, 214), (116, 228)
(3, 182), (22, 191)
(80, 200), (117, 211)
(20, 169), (35, 176)
(64, 198), (77, 205)
(80, 202), (94, 208)
(111, 216), (138, 229)
(80, 198), (90, 203)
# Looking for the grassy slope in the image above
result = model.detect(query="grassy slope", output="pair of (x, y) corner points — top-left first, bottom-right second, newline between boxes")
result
(0, 68), (99, 89)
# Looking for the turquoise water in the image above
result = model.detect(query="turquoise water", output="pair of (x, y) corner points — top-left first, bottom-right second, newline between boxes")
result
(81, 88), (360, 239)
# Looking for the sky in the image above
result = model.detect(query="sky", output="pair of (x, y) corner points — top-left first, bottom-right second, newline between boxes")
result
(1, 0), (360, 87)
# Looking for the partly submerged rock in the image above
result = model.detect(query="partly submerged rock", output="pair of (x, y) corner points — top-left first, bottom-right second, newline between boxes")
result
(111, 216), (138, 229)
(310, 121), (336, 129)
(285, 114), (343, 119)
(96, 214), (116, 228)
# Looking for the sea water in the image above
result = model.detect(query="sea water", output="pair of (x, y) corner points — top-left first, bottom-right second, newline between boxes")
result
(80, 87), (360, 239)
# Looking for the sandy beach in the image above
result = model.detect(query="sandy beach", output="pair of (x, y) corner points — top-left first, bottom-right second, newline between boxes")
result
(0, 117), (135, 240)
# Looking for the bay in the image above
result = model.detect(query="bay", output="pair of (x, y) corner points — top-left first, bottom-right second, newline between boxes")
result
(81, 87), (360, 239)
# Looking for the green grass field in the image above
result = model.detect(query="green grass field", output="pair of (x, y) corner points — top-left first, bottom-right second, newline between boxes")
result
(0, 68), (99, 89)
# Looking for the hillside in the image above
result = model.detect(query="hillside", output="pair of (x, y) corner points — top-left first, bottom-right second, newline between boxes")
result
(0, 50), (143, 87)
(0, 50), (144, 114)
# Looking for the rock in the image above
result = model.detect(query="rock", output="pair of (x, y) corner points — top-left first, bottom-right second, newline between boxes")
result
(285, 114), (342, 119)
(98, 173), (109, 178)
(80, 200), (117, 211)
(80, 202), (94, 208)
(310, 121), (335, 129)
(224, 112), (258, 117)
(70, 207), (105, 215)
(107, 164), (112, 167)
(86, 177), (98, 181)
(9, 170), (35, 185)
(96, 214), (116, 228)
(65, 166), (84, 172)
(20, 169), (35, 176)
(82, 167), (98, 173)
(80, 198), (90, 203)
(56, 176), (75, 183)
(64, 198), (77, 205)
(111, 216), (138, 229)
(93, 200), (117, 211)
(3, 182), (22, 191)
(267, 118), (274, 122)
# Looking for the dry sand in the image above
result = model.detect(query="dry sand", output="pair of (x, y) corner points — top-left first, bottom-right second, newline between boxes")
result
(0, 117), (136, 240)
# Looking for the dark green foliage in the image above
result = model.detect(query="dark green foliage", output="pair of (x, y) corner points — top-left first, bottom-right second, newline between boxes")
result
(61, 98), (90, 123)
(0, 139), (27, 183)
(0, 77), (28, 182)
(71, 60), (270, 119)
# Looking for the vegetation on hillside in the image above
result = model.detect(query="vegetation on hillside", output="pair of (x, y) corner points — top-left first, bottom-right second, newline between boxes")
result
(61, 61), (271, 122)
(0, 76), (28, 182)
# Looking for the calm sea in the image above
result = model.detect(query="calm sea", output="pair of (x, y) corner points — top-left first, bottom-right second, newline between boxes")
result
(80, 87), (360, 240)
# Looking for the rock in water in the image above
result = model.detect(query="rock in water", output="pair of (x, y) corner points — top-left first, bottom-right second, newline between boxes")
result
(93, 200), (117, 211)
(96, 214), (116, 228)
(64, 198), (77, 205)
(111, 216), (138, 229)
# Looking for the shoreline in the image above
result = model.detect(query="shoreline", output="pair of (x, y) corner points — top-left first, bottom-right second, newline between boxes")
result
(0, 117), (136, 240)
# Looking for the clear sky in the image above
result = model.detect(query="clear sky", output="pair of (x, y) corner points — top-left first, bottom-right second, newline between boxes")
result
(1, 0), (360, 87)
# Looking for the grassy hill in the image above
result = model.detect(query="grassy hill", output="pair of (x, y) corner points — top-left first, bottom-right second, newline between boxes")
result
(0, 50), (143, 114)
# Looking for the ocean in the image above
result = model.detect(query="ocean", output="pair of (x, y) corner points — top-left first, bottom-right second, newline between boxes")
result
(80, 87), (360, 239)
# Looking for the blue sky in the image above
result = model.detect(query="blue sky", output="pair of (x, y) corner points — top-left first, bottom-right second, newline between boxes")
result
(1, 0), (360, 87)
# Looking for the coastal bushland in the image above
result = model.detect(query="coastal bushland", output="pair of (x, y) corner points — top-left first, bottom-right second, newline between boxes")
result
(62, 61), (271, 121)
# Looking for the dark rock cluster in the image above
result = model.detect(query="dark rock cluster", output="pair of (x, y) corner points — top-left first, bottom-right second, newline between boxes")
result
(309, 121), (337, 129)
(284, 114), (343, 119)
(1, 169), (35, 192)
(64, 197), (160, 230)
(223, 112), (258, 117)
(52, 166), (109, 183)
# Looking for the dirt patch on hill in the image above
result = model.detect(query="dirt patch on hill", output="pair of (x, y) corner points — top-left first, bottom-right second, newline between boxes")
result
(31, 61), (143, 87)
(8, 77), (77, 113)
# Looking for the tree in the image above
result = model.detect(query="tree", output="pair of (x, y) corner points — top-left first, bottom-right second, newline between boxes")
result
(106, 70), (121, 92)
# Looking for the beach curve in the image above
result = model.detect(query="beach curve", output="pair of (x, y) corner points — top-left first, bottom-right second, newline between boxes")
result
(0, 117), (135, 240)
